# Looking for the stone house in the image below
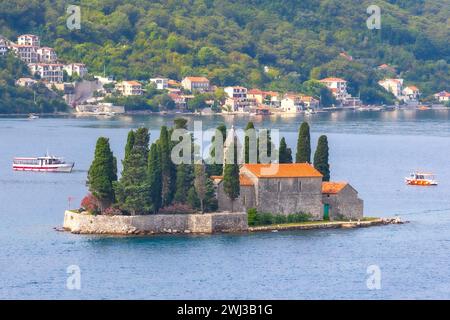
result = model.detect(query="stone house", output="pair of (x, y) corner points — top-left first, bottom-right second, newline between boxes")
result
(214, 163), (364, 221)
(181, 76), (210, 92)
(322, 182), (364, 220)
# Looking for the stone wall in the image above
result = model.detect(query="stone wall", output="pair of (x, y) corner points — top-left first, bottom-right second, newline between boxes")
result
(217, 184), (255, 213)
(322, 184), (364, 220)
(63, 211), (248, 235)
(255, 177), (324, 219)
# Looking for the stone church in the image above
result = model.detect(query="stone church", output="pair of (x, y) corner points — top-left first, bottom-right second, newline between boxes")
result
(213, 163), (364, 221)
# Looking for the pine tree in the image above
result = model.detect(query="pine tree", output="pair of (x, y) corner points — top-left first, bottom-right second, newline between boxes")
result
(114, 128), (152, 215)
(87, 137), (117, 210)
(314, 135), (330, 182)
(296, 122), (311, 163)
(279, 137), (293, 163)
(124, 130), (135, 162)
(208, 124), (227, 175)
(223, 137), (240, 212)
(148, 143), (162, 213)
(244, 121), (256, 163)
(194, 163), (207, 213)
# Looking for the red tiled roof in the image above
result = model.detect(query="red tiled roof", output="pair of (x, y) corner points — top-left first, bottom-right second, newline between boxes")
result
(322, 182), (348, 194)
(184, 76), (209, 82)
(243, 163), (323, 178)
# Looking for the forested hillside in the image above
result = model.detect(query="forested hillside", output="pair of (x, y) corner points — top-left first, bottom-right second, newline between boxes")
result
(0, 0), (449, 100)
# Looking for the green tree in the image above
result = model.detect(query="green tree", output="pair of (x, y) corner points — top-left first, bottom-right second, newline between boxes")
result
(313, 135), (330, 181)
(296, 122), (311, 163)
(148, 143), (162, 213)
(174, 163), (192, 203)
(174, 117), (188, 129)
(124, 130), (135, 162)
(158, 126), (176, 206)
(194, 163), (207, 213)
(244, 121), (256, 163)
(114, 128), (152, 215)
(279, 137), (293, 163)
(223, 138), (240, 212)
(87, 137), (117, 210)
(208, 124), (227, 175)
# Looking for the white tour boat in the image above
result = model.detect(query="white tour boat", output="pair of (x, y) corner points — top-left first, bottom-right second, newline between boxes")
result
(405, 172), (438, 186)
(13, 155), (74, 173)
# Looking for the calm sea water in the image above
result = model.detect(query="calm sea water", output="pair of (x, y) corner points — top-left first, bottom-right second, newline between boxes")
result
(0, 110), (450, 299)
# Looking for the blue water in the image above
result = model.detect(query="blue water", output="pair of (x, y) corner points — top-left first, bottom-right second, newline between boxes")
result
(0, 110), (450, 299)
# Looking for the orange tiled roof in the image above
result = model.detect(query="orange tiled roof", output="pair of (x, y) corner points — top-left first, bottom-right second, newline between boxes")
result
(243, 163), (322, 178)
(185, 76), (209, 82)
(319, 77), (347, 83)
(123, 81), (141, 86)
(211, 175), (254, 186)
(322, 182), (348, 194)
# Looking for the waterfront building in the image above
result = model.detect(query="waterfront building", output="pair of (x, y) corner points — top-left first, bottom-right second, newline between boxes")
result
(402, 85), (420, 102)
(150, 77), (169, 90)
(319, 77), (349, 102)
(281, 94), (304, 113)
(17, 34), (40, 47)
(214, 163), (364, 220)
(76, 103), (125, 115)
(36, 47), (57, 63)
(115, 81), (143, 96)
(223, 86), (255, 112)
(434, 91), (450, 102)
(28, 63), (64, 83)
(64, 63), (88, 78)
(248, 89), (281, 107)
(181, 76), (210, 92)
(378, 78), (404, 99)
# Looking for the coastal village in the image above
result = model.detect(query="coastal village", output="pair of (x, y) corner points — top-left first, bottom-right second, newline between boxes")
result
(1, 33), (449, 117)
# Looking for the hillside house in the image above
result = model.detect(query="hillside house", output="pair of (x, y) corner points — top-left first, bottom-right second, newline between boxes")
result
(181, 77), (210, 92)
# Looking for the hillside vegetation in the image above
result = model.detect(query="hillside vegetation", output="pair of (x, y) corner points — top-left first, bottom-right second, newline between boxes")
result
(0, 0), (448, 101)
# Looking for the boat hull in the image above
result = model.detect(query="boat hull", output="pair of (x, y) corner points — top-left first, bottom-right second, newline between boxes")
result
(405, 179), (437, 186)
(13, 163), (74, 173)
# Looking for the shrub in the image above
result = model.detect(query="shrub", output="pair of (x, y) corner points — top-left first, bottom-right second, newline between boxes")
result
(80, 194), (101, 215)
(247, 208), (257, 226)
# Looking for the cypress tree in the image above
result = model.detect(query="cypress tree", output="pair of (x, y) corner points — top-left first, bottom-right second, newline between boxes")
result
(194, 163), (207, 213)
(87, 137), (117, 210)
(314, 135), (330, 182)
(296, 122), (311, 163)
(114, 128), (152, 215)
(223, 137), (240, 212)
(148, 143), (162, 213)
(279, 137), (293, 163)
(208, 124), (227, 175)
(159, 126), (176, 206)
(124, 130), (135, 161)
(174, 164), (193, 203)
(244, 121), (256, 163)
(174, 117), (188, 129)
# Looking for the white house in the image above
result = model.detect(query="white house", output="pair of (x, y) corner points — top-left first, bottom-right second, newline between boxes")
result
(402, 86), (420, 101)
(28, 63), (64, 83)
(281, 94), (303, 113)
(319, 77), (350, 102)
(17, 34), (40, 47)
(150, 77), (169, 90)
(11, 44), (39, 63)
(64, 63), (88, 78)
(115, 81), (143, 96)
(224, 86), (247, 99)
(37, 47), (57, 63)
(0, 37), (9, 56)
(15, 78), (37, 87)
(434, 91), (450, 102)
(181, 76), (210, 92)
(378, 79), (404, 99)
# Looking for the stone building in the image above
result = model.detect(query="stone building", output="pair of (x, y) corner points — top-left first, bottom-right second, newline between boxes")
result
(214, 163), (364, 221)
(322, 182), (363, 220)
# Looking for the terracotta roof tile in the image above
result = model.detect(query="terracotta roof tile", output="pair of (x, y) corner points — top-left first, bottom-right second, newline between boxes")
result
(322, 182), (348, 194)
(243, 163), (323, 178)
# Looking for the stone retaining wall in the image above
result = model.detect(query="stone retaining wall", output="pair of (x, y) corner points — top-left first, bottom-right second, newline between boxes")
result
(63, 211), (248, 235)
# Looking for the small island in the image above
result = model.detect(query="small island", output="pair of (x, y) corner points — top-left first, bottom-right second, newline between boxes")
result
(63, 119), (401, 235)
